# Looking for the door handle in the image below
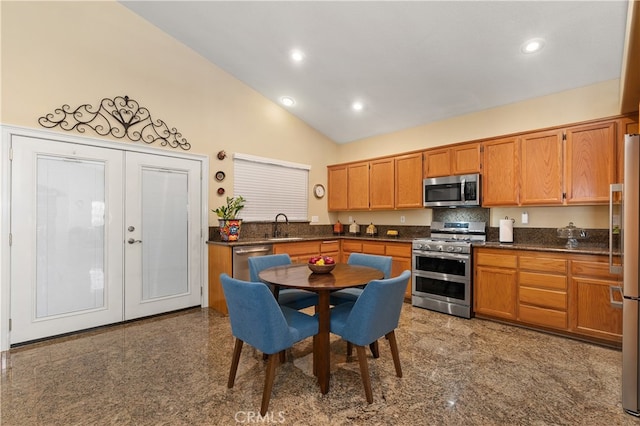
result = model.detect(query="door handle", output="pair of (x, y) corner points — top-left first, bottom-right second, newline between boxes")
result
(609, 183), (623, 274)
(127, 238), (142, 244)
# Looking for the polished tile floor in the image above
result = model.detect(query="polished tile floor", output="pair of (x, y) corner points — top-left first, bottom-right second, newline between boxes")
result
(1, 304), (638, 425)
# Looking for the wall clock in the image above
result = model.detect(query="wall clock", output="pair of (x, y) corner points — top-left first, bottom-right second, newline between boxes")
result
(313, 184), (326, 199)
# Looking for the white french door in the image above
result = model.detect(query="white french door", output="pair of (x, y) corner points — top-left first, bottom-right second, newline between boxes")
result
(123, 152), (201, 320)
(10, 135), (202, 344)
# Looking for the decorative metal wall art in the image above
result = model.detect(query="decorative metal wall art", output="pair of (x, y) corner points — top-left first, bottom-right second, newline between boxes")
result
(38, 95), (191, 150)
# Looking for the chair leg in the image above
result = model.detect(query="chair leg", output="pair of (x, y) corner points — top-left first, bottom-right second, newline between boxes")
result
(228, 338), (244, 388)
(349, 340), (378, 359)
(369, 340), (380, 358)
(279, 349), (286, 363)
(312, 335), (317, 376)
(355, 345), (373, 404)
(261, 353), (279, 416)
(386, 331), (402, 378)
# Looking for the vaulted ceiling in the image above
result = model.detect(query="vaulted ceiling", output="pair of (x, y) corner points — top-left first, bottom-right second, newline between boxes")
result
(121, 1), (632, 144)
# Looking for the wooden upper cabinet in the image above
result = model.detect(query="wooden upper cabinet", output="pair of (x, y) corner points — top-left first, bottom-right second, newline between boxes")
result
(369, 157), (394, 210)
(327, 165), (348, 211)
(423, 143), (480, 178)
(564, 121), (616, 204)
(423, 148), (451, 177)
(520, 130), (564, 205)
(481, 137), (519, 206)
(347, 161), (369, 210)
(451, 143), (481, 175)
(395, 152), (423, 208)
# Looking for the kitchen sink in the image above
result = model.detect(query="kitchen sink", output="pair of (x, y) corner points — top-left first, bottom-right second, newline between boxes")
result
(267, 237), (304, 241)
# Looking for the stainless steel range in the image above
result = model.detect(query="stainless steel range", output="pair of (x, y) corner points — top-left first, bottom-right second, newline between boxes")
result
(412, 221), (486, 319)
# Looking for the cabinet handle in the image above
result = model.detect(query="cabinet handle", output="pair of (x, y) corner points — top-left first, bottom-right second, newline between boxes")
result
(610, 285), (623, 309)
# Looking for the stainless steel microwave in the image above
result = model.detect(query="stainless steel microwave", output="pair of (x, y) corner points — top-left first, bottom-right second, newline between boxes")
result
(423, 173), (481, 208)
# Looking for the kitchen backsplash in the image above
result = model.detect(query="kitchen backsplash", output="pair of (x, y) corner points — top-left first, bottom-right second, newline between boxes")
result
(209, 219), (611, 249)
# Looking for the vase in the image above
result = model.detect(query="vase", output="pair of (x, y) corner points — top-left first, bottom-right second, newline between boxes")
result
(219, 219), (242, 241)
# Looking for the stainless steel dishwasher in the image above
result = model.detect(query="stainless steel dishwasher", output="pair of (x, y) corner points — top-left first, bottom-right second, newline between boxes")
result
(232, 245), (273, 281)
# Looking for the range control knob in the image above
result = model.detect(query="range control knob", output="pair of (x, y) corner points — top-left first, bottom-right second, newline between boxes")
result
(446, 246), (455, 252)
(436, 245), (443, 251)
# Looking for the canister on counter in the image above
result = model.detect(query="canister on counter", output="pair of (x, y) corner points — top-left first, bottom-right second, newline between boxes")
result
(333, 220), (344, 235)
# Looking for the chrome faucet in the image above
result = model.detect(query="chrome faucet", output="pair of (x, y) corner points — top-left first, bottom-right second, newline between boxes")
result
(273, 213), (289, 238)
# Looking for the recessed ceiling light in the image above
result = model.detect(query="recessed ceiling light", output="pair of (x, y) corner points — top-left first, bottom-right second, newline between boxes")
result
(290, 49), (305, 63)
(521, 38), (545, 54)
(280, 96), (296, 107)
(352, 101), (364, 111)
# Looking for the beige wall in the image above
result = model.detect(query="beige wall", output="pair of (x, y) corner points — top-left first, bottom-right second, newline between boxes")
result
(1, 1), (624, 230)
(0, 1), (338, 226)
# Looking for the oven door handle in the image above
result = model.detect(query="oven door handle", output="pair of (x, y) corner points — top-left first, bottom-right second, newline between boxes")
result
(460, 178), (466, 202)
(413, 251), (470, 261)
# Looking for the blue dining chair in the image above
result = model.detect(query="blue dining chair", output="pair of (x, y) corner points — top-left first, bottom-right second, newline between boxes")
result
(330, 253), (393, 358)
(329, 270), (411, 404)
(220, 273), (319, 416)
(248, 254), (318, 310)
(329, 253), (393, 306)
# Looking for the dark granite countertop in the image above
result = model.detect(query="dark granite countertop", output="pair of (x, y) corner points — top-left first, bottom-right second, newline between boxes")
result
(206, 234), (415, 247)
(207, 235), (617, 256)
(474, 241), (616, 256)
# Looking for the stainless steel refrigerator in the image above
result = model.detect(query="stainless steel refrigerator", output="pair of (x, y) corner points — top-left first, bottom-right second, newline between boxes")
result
(612, 134), (640, 416)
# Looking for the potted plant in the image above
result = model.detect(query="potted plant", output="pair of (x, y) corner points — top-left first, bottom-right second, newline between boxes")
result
(213, 195), (246, 241)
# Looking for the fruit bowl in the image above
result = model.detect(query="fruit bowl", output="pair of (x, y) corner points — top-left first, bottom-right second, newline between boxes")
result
(308, 262), (336, 274)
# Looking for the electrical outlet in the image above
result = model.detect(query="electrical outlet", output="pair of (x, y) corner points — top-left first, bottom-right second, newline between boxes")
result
(348, 216), (353, 223)
(400, 215), (405, 223)
(522, 212), (529, 224)
(311, 216), (319, 223)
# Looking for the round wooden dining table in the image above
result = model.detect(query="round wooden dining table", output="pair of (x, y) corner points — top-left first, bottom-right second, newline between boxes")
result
(258, 262), (384, 394)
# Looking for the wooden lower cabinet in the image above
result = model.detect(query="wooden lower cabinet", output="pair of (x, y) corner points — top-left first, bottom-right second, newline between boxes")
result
(341, 239), (413, 300)
(273, 240), (339, 263)
(386, 242), (412, 299)
(570, 257), (623, 343)
(320, 240), (340, 260)
(208, 244), (231, 315)
(474, 250), (518, 320)
(474, 247), (622, 345)
(517, 256), (568, 329)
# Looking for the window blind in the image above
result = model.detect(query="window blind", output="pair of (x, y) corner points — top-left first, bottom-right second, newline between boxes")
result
(233, 153), (309, 221)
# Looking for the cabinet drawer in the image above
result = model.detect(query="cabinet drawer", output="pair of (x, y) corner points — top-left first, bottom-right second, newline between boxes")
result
(275, 241), (320, 256)
(519, 256), (567, 274)
(519, 271), (567, 290)
(571, 260), (619, 280)
(476, 251), (517, 268)
(342, 240), (362, 252)
(320, 240), (340, 254)
(519, 305), (567, 329)
(362, 242), (386, 255)
(385, 243), (411, 257)
(519, 286), (567, 310)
